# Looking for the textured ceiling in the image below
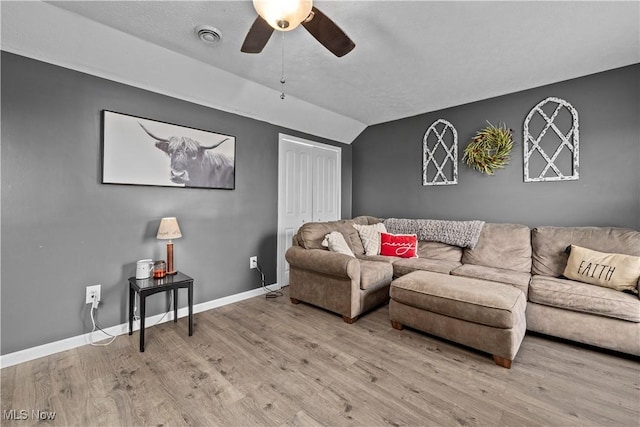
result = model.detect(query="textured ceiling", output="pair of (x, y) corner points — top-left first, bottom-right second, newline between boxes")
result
(4, 1), (639, 143)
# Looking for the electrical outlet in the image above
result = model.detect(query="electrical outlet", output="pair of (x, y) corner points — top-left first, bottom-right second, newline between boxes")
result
(249, 256), (258, 269)
(86, 284), (101, 304)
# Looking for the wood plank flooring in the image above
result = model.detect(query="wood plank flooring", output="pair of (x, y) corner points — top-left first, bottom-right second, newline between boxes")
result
(2, 288), (639, 426)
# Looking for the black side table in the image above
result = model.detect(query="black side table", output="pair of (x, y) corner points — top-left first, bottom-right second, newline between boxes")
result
(128, 271), (194, 352)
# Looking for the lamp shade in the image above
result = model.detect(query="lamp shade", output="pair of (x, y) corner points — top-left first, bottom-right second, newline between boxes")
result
(156, 217), (182, 240)
(253, 0), (312, 31)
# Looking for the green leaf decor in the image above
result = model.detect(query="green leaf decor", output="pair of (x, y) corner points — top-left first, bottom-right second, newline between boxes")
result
(463, 122), (514, 175)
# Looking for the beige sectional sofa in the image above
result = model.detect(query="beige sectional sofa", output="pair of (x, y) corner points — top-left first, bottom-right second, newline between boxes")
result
(285, 216), (640, 366)
(388, 222), (531, 368)
(527, 226), (640, 356)
(286, 216), (392, 324)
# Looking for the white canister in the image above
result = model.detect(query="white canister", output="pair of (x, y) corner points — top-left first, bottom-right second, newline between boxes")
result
(135, 259), (154, 279)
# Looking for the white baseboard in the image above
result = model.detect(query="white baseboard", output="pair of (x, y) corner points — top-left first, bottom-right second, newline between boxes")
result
(0, 284), (281, 369)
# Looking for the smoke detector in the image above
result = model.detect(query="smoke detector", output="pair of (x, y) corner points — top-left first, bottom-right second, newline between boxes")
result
(195, 25), (222, 44)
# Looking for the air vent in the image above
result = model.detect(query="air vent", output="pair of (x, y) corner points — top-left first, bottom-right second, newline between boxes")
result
(195, 25), (222, 44)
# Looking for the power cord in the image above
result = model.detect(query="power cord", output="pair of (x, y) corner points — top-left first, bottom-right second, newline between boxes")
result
(89, 299), (116, 346)
(133, 293), (140, 321)
(256, 261), (282, 299)
(90, 290), (174, 347)
(133, 292), (174, 326)
(152, 293), (173, 326)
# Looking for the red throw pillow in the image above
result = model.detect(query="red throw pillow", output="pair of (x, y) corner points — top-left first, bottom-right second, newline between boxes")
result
(379, 233), (418, 258)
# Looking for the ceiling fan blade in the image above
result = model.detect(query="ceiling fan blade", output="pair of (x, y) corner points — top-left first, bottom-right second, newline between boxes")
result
(302, 7), (355, 57)
(241, 16), (274, 53)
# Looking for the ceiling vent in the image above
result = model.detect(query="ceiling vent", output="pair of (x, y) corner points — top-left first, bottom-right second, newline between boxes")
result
(195, 25), (222, 44)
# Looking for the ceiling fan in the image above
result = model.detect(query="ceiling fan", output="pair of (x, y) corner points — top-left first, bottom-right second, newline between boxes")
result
(241, 0), (355, 57)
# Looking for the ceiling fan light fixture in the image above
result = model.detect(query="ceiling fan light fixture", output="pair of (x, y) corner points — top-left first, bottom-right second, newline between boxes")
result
(253, 0), (312, 31)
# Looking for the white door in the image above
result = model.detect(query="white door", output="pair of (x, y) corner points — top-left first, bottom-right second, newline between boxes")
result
(277, 134), (341, 287)
(312, 145), (339, 223)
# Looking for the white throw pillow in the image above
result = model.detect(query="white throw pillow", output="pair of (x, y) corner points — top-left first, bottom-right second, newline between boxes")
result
(322, 232), (355, 257)
(353, 223), (387, 256)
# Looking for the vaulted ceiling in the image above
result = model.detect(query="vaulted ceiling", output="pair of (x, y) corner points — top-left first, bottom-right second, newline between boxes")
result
(2, 1), (639, 143)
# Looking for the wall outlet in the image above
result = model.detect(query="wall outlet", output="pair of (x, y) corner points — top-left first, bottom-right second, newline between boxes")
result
(249, 256), (258, 269)
(85, 284), (101, 304)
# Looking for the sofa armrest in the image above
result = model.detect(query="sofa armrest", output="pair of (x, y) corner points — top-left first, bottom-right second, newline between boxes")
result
(285, 246), (359, 280)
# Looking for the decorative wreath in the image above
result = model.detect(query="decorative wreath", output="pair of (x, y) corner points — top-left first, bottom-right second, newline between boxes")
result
(463, 122), (514, 175)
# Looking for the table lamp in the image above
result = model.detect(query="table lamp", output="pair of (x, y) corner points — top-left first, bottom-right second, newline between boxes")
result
(156, 217), (182, 275)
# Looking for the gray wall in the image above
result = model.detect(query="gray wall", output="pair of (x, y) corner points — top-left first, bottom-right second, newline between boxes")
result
(352, 64), (639, 230)
(1, 52), (351, 355)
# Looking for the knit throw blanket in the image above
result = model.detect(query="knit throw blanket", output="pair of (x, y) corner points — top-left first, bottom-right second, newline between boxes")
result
(383, 218), (485, 249)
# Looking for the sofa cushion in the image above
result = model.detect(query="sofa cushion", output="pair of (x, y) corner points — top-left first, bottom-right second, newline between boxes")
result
(353, 223), (387, 256)
(346, 225), (366, 255)
(451, 264), (531, 297)
(322, 231), (355, 257)
(531, 226), (640, 277)
(563, 245), (640, 293)
(417, 241), (463, 262)
(357, 254), (398, 264)
(462, 223), (531, 273)
(529, 275), (640, 322)
(352, 215), (384, 226)
(390, 271), (526, 329)
(298, 220), (364, 255)
(392, 258), (462, 277)
(298, 220), (345, 249)
(359, 260), (393, 290)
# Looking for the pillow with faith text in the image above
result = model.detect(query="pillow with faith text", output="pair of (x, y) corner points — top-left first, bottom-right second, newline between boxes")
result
(563, 245), (640, 293)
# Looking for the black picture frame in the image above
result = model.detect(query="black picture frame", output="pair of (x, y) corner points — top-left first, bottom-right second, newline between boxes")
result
(102, 110), (236, 189)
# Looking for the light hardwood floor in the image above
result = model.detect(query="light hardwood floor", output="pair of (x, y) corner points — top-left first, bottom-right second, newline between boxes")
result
(2, 288), (639, 426)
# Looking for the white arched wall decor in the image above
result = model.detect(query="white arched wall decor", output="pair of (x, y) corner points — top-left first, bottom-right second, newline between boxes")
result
(423, 119), (458, 186)
(523, 97), (579, 182)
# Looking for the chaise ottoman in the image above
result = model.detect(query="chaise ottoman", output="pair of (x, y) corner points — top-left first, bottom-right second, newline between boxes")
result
(389, 270), (527, 368)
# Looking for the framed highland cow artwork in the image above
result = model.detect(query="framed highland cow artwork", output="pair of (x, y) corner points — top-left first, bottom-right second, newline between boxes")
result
(102, 110), (235, 189)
